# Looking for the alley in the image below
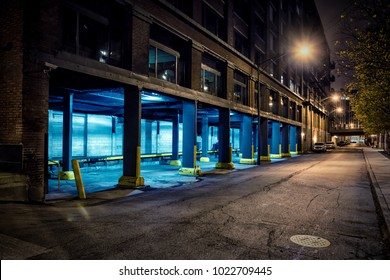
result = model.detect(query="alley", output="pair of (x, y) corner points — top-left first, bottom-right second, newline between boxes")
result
(0, 150), (388, 259)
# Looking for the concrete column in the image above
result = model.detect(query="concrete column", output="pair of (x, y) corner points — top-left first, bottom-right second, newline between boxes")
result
(270, 121), (281, 158)
(297, 126), (303, 153)
(62, 93), (73, 174)
(144, 120), (153, 154)
(240, 114), (255, 164)
(281, 123), (291, 157)
(179, 101), (201, 175)
(290, 125), (298, 154)
(118, 86), (144, 187)
(216, 107), (234, 169)
(259, 118), (270, 161)
(191, 42), (203, 91)
(253, 120), (258, 160)
(170, 114), (181, 166)
(200, 117), (210, 162)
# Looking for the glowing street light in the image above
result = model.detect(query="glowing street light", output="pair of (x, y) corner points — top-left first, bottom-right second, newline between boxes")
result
(299, 45), (310, 57)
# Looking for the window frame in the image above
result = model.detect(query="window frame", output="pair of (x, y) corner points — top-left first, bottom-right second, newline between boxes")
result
(149, 40), (180, 84)
(201, 63), (222, 97)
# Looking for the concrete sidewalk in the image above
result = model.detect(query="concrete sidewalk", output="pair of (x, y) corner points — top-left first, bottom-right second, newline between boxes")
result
(363, 148), (390, 240)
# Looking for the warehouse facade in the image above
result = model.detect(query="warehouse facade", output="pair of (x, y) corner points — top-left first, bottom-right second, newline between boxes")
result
(0, 0), (331, 201)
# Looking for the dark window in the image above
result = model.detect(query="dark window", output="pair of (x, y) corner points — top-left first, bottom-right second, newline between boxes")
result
(269, 5), (277, 23)
(202, 3), (226, 40)
(166, 0), (193, 17)
(255, 16), (265, 40)
(234, 31), (249, 57)
(291, 102), (297, 121)
(297, 105), (302, 122)
(62, 1), (124, 67)
(281, 71), (288, 86)
(255, 49), (265, 66)
(233, 71), (248, 105)
(281, 96), (289, 118)
(256, 0), (267, 10)
(270, 33), (277, 52)
(234, 0), (249, 22)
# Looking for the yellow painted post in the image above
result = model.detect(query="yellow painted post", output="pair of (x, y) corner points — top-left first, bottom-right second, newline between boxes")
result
(229, 146), (232, 163)
(193, 145), (197, 167)
(136, 146), (141, 178)
(56, 161), (60, 190)
(71, 159), (86, 199)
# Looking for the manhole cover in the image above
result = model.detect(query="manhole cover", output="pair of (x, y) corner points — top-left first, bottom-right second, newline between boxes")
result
(290, 235), (330, 248)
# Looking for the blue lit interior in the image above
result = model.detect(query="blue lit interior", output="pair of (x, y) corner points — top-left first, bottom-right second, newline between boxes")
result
(48, 86), (243, 161)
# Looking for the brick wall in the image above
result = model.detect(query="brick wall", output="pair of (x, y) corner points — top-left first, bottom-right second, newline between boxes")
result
(0, 0), (23, 144)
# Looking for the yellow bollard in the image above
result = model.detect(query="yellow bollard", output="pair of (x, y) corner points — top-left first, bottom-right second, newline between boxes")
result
(71, 159), (86, 199)
(193, 145), (197, 167)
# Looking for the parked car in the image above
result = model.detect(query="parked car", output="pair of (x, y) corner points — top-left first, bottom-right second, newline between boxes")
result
(325, 141), (336, 149)
(313, 142), (327, 152)
(338, 140), (346, 146)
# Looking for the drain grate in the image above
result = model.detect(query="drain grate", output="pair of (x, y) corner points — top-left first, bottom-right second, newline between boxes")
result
(290, 235), (330, 248)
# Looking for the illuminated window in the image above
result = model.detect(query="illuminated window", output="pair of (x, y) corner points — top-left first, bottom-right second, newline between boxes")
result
(201, 54), (223, 97)
(290, 79), (296, 92)
(201, 65), (221, 97)
(149, 42), (179, 83)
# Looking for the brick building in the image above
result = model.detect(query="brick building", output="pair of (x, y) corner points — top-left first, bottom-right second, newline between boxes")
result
(0, 0), (332, 201)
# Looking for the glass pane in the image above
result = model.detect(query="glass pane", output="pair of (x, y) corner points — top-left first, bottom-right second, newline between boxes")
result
(203, 70), (216, 96)
(157, 49), (176, 83)
(109, 27), (123, 67)
(234, 84), (242, 104)
(79, 14), (109, 62)
(148, 46), (156, 77)
(62, 7), (77, 54)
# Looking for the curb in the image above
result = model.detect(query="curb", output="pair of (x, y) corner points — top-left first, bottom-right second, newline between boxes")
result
(363, 150), (390, 241)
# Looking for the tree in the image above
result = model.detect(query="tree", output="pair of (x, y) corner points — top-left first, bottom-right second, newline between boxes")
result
(336, 0), (390, 134)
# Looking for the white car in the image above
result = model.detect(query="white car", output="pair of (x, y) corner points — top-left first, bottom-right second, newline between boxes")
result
(325, 141), (336, 149)
(313, 142), (327, 152)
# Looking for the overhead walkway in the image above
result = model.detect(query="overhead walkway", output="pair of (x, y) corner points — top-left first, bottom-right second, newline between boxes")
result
(329, 128), (365, 136)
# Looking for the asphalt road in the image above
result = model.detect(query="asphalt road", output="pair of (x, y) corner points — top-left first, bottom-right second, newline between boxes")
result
(1, 148), (389, 259)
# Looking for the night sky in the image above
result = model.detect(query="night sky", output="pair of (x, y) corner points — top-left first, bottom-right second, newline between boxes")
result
(314, 0), (353, 91)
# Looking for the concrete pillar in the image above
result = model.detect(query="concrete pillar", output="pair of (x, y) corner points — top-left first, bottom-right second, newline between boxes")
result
(216, 107), (234, 169)
(144, 120), (153, 154)
(200, 117), (210, 162)
(290, 125), (298, 154)
(270, 121), (281, 158)
(281, 123), (291, 157)
(240, 114), (255, 164)
(118, 86), (144, 187)
(170, 114), (181, 166)
(297, 126), (303, 154)
(259, 117), (270, 161)
(179, 101), (201, 175)
(62, 93), (73, 173)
